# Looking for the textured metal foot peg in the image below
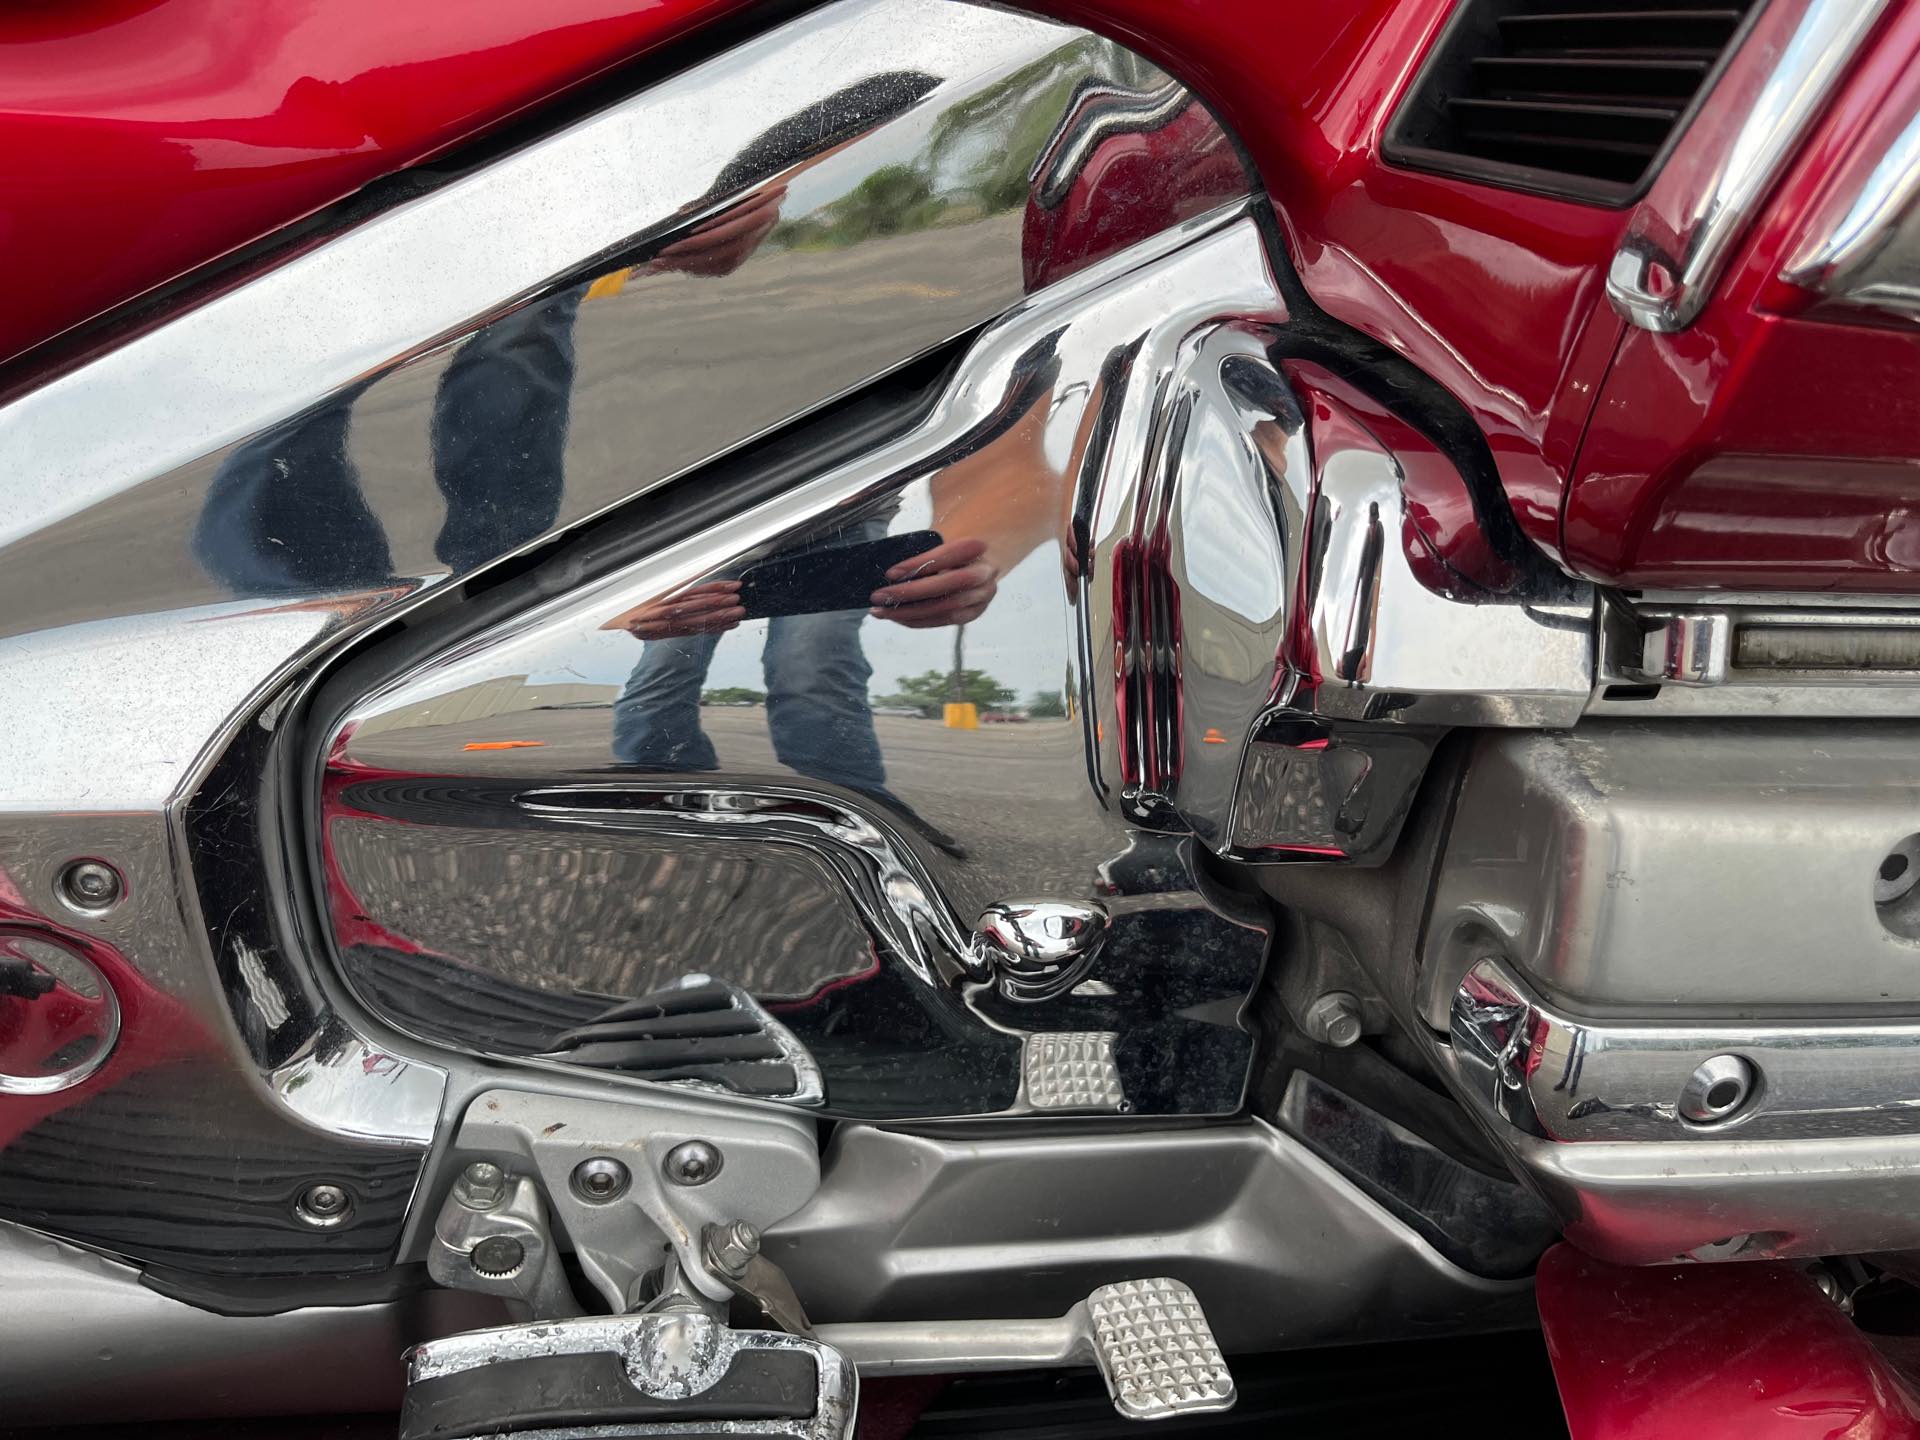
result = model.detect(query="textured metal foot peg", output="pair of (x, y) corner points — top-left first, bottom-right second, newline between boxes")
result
(1086, 1278), (1236, 1421)
(401, 1313), (856, 1440)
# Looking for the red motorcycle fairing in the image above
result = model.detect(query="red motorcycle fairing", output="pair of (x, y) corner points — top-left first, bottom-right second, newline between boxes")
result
(0, 0), (756, 370)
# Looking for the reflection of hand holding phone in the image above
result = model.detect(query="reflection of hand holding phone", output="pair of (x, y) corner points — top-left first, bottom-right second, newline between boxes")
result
(869, 536), (998, 629)
(737, 530), (943, 619)
(601, 581), (745, 639)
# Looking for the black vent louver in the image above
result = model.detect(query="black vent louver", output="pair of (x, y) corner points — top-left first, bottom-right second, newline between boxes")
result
(1385, 2), (1762, 204)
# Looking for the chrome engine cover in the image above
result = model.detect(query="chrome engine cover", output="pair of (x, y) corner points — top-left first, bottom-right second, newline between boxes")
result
(316, 218), (1284, 1121)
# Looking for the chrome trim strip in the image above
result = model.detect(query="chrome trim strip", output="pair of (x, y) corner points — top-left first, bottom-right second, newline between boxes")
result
(1608, 0), (1892, 333)
(1786, 106), (1920, 290)
(1449, 956), (1920, 1144)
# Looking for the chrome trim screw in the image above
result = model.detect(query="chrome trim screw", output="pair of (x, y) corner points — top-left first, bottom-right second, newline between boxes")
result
(294, 1182), (353, 1228)
(570, 1156), (631, 1204)
(57, 859), (124, 915)
(663, 1140), (723, 1187)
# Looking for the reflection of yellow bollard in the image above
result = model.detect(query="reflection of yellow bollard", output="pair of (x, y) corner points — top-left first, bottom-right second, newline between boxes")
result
(944, 702), (979, 730)
(583, 268), (631, 301)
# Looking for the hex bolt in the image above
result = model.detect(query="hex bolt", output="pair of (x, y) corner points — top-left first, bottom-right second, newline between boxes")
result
(453, 1161), (508, 1210)
(703, 1219), (761, 1279)
(294, 1182), (353, 1228)
(570, 1156), (631, 1204)
(663, 1140), (724, 1187)
(468, 1235), (526, 1278)
(1679, 1054), (1756, 1124)
(1302, 991), (1364, 1048)
(57, 859), (124, 916)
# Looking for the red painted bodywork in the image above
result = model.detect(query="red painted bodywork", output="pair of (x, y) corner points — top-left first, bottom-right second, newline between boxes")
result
(1, 0), (1917, 587)
(0, 0), (754, 370)
(1537, 1244), (1920, 1440)
(1565, 3), (1920, 592)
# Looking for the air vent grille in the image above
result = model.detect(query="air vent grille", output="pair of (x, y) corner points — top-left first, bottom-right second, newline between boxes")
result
(1385, 2), (1761, 203)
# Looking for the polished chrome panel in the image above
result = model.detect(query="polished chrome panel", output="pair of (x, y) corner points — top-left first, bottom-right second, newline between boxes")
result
(0, 0), (1250, 1285)
(1277, 376), (1592, 732)
(1785, 105), (1920, 322)
(768, 1120), (1534, 1350)
(1608, 0), (1892, 332)
(2, 0), (1245, 635)
(321, 218), (1281, 1120)
(1421, 723), (1920, 1023)
(1448, 956), (1920, 1143)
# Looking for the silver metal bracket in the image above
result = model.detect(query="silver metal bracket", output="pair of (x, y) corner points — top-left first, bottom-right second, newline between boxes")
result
(447, 1086), (820, 1310)
(425, 1162), (581, 1320)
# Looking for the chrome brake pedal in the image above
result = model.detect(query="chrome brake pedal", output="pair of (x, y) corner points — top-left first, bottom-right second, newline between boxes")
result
(815, 1274), (1236, 1423)
(1086, 1278), (1236, 1422)
(401, 1312), (855, 1440)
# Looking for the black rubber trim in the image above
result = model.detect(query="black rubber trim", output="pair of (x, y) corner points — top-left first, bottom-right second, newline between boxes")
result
(399, 1348), (819, 1439)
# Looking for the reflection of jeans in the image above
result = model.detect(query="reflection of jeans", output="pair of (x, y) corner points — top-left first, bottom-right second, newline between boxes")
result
(193, 290), (583, 593)
(612, 607), (886, 792)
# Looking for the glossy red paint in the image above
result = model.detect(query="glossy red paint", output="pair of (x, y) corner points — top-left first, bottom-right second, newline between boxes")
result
(1564, 3), (1920, 592)
(1536, 1244), (1920, 1440)
(1027, 0), (1628, 560)
(0, 0), (755, 370)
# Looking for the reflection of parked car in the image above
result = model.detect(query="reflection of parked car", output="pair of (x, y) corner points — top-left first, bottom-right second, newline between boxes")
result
(981, 710), (1028, 723)
(872, 704), (924, 718)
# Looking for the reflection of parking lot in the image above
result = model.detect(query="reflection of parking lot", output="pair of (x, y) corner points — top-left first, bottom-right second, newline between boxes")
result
(358, 703), (1121, 912)
(338, 703), (1120, 1006)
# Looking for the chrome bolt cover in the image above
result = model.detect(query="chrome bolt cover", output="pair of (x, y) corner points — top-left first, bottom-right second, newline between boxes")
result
(468, 1235), (526, 1278)
(294, 1182), (353, 1228)
(1680, 1054), (1756, 1124)
(662, 1140), (724, 1187)
(454, 1160), (508, 1210)
(1302, 991), (1364, 1049)
(570, 1156), (631, 1204)
(56, 859), (124, 915)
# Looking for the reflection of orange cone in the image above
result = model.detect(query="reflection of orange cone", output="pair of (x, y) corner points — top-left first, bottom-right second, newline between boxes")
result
(583, 268), (631, 301)
(944, 702), (979, 730)
(1202, 727), (1228, 745)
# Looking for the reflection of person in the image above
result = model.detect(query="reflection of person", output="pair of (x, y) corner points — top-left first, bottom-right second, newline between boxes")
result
(194, 291), (583, 594)
(604, 376), (1075, 801)
(607, 523), (995, 793)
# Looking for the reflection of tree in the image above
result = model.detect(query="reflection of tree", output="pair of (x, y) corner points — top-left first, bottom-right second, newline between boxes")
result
(927, 42), (1101, 212)
(701, 686), (766, 706)
(878, 669), (1016, 717)
(771, 38), (1164, 252)
(1029, 689), (1066, 718)
(774, 165), (948, 249)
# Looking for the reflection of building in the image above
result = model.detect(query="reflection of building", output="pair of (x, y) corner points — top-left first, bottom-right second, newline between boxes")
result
(353, 675), (616, 736)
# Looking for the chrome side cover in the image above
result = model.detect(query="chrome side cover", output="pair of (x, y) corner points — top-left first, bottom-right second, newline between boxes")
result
(321, 217), (1282, 1120)
(0, 0), (1251, 1282)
